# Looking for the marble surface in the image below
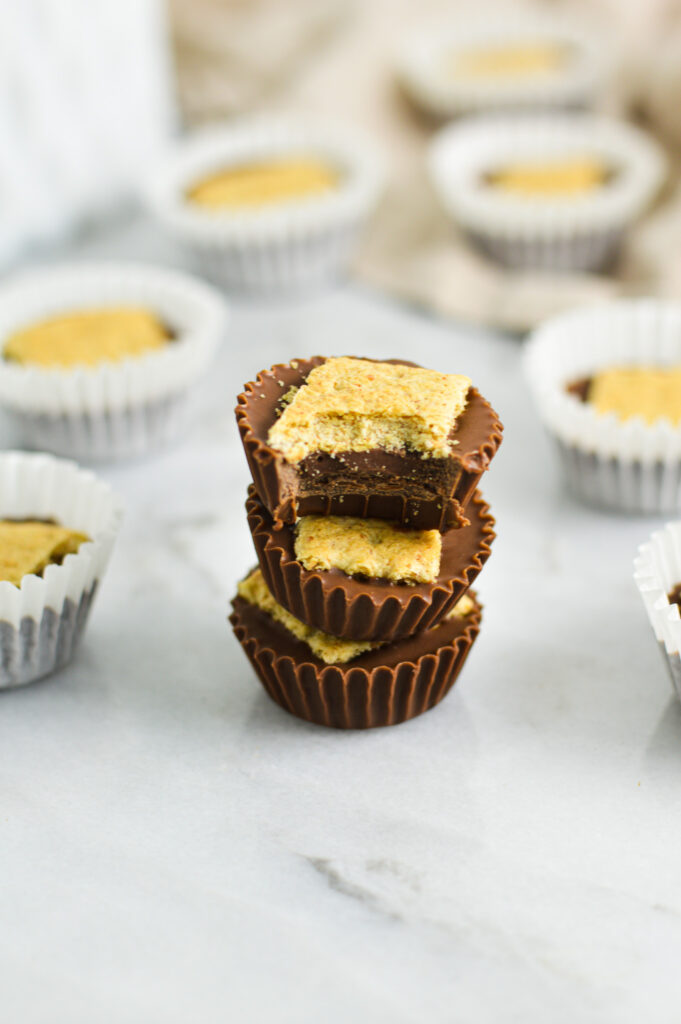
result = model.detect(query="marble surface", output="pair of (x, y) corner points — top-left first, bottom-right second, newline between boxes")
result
(2, 219), (681, 1024)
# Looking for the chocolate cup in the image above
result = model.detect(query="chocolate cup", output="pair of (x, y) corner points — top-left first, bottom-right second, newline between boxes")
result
(235, 357), (503, 531)
(229, 589), (481, 729)
(246, 484), (495, 641)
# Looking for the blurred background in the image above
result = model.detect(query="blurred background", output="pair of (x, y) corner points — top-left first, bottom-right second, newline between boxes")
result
(6, 0), (681, 331)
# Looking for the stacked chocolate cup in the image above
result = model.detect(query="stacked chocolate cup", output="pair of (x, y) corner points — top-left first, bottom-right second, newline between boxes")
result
(231, 356), (503, 729)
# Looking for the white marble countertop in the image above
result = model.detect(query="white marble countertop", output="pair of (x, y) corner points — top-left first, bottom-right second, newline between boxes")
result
(2, 218), (680, 1024)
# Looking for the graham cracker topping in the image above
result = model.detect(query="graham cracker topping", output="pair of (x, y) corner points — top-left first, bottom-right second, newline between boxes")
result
(448, 593), (475, 618)
(238, 569), (475, 665)
(186, 158), (338, 209)
(4, 308), (169, 369)
(588, 365), (681, 426)
(0, 521), (90, 587)
(238, 568), (376, 663)
(451, 42), (568, 79)
(487, 157), (609, 197)
(267, 357), (471, 463)
(295, 515), (442, 584)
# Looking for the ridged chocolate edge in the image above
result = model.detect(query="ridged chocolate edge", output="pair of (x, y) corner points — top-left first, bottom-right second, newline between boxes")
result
(246, 486), (495, 641)
(234, 358), (504, 531)
(229, 597), (482, 729)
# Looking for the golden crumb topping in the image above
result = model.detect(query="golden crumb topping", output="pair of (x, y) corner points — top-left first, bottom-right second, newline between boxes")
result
(0, 521), (89, 587)
(267, 357), (471, 463)
(448, 593), (475, 618)
(486, 158), (610, 197)
(588, 366), (681, 426)
(4, 308), (170, 369)
(237, 568), (375, 664)
(186, 158), (338, 209)
(295, 515), (441, 584)
(450, 43), (568, 79)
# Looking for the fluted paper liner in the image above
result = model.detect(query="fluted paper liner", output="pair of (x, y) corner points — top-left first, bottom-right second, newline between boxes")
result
(428, 114), (665, 272)
(145, 117), (384, 294)
(526, 299), (681, 514)
(230, 587), (481, 729)
(634, 520), (681, 700)
(0, 451), (123, 688)
(235, 357), (503, 530)
(399, 12), (604, 118)
(0, 262), (227, 461)
(246, 484), (494, 641)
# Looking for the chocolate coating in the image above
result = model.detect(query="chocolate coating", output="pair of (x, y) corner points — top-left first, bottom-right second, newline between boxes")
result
(230, 588), (481, 729)
(246, 485), (495, 641)
(567, 377), (592, 402)
(235, 357), (503, 530)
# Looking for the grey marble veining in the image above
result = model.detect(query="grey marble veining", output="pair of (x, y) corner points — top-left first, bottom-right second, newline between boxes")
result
(1, 217), (680, 1023)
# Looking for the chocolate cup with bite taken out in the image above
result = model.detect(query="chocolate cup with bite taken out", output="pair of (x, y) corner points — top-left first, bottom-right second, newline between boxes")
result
(235, 357), (503, 531)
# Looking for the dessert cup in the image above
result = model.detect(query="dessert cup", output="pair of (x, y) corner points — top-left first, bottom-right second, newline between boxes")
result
(235, 356), (503, 530)
(0, 451), (123, 688)
(230, 582), (481, 729)
(0, 262), (227, 462)
(246, 484), (494, 641)
(634, 520), (681, 699)
(399, 13), (604, 118)
(145, 117), (384, 295)
(526, 299), (681, 514)
(428, 114), (665, 272)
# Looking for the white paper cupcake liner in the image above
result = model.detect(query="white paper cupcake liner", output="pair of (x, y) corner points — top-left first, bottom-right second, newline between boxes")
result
(525, 299), (681, 514)
(0, 451), (123, 688)
(428, 114), (665, 273)
(634, 520), (681, 699)
(0, 262), (228, 462)
(144, 117), (385, 294)
(398, 12), (604, 118)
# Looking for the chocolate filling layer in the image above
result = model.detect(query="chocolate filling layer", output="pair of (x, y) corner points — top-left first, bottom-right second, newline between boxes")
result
(566, 377), (592, 402)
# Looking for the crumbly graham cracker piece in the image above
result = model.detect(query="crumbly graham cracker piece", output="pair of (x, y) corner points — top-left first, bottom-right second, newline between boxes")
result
(4, 308), (169, 369)
(0, 521), (89, 586)
(588, 365), (681, 426)
(267, 357), (471, 463)
(186, 158), (338, 209)
(238, 569), (475, 664)
(238, 568), (376, 664)
(295, 515), (442, 584)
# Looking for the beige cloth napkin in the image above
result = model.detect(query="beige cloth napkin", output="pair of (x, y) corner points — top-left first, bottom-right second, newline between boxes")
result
(169, 0), (681, 332)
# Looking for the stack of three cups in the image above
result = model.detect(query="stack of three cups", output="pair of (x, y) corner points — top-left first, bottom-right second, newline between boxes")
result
(231, 355), (503, 729)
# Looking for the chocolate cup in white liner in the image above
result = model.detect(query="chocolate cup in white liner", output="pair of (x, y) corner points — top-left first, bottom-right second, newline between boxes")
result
(525, 299), (681, 515)
(398, 13), (604, 118)
(143, 117), (385, 295)
(0, 263), (228, 462)
(0, 451), (123, 688)
(427, 114), (665, 273)
(634, 521), (681, 700)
